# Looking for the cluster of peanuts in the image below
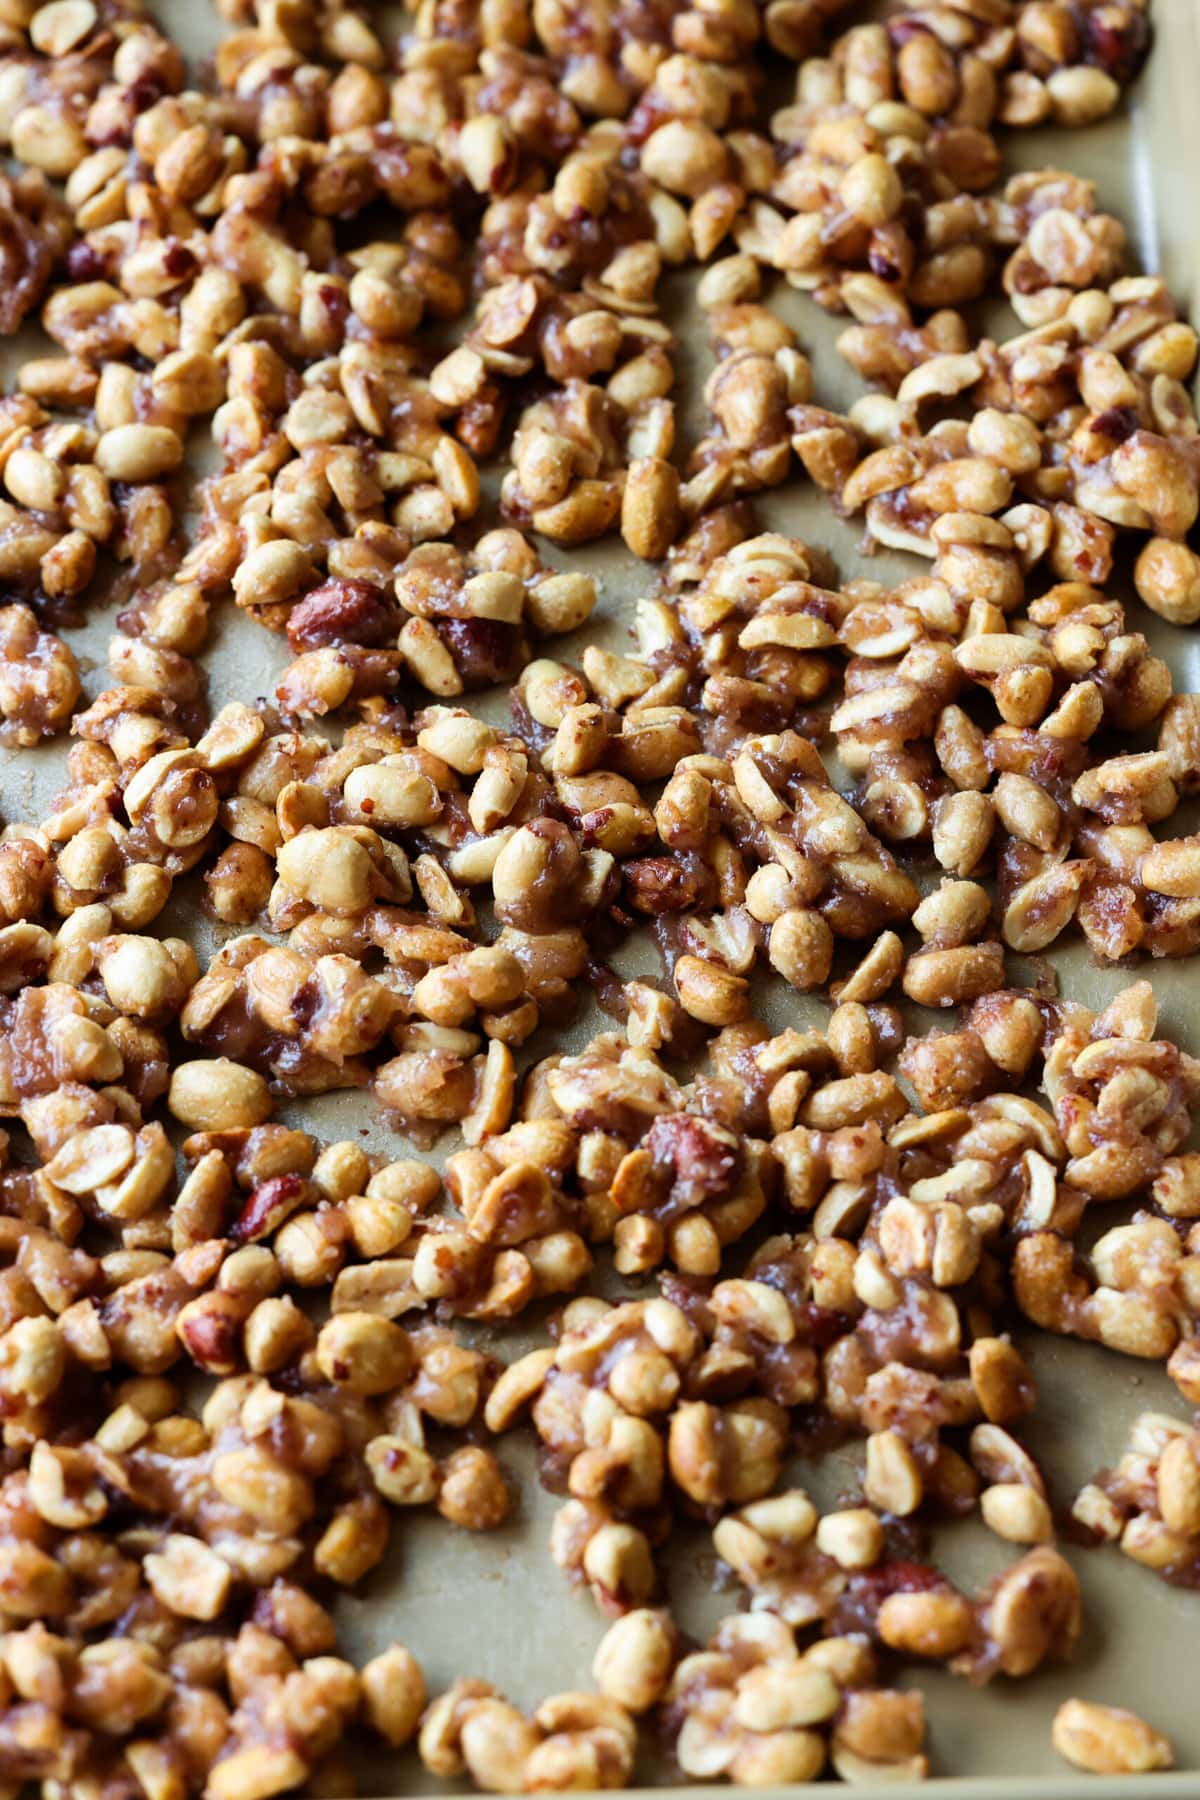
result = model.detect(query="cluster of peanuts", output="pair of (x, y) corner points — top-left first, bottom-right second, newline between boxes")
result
(596, 1606), (933, 1785)
(1073, 1409), (1200, 1585)
(0, 0), (1196, 1786)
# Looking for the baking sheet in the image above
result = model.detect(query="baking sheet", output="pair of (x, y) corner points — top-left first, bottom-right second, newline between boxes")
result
(4, 1), (1200, 1792)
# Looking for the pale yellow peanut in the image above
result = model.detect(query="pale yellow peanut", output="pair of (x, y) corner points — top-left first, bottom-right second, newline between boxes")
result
(1052, 1700), (1173, 1775)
